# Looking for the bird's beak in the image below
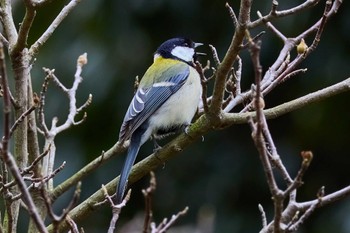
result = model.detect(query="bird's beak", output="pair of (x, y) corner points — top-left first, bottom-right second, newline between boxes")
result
(194, 42), (206, 56)
(194, 42), (203, 48)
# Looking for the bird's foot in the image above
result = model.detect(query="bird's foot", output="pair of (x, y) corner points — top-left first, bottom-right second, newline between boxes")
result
(183, 124), (204, 141)
(152, 138), (166, 168)
(184, 124), (191, 135)
(153, 138), (162, 153)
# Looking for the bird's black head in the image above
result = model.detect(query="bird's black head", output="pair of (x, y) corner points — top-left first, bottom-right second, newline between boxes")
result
(154, 37), (202, 64)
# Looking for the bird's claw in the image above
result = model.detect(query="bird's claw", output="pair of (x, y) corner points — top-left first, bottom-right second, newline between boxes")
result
(184, 124), (191, 135)
(153, 138), (162, 153)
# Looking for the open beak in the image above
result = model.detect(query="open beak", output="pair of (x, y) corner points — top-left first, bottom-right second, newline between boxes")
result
(194, 42), (206, 56)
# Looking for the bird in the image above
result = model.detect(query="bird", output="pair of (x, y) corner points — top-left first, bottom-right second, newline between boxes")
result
(115, 37), (203, 203)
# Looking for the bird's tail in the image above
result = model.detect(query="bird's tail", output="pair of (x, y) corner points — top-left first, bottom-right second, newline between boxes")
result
(116, 136), (141, 204)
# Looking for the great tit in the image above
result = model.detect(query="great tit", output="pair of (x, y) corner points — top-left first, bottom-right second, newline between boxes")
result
(116, 37), (203, 203)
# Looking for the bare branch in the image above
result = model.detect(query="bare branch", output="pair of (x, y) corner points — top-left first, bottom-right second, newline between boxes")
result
(283, 151), (313, 196)
(22, 144), (51, 175)
(0, 41), (10, 153)
(221, 0), (342, 115)
(51, 142), (126, 201)
(41, 161), (66, 183)
(195, 61), (209, 113)
(54, 53), (90, 133)
(0, 33), (9, 48)
(258, 204), (267, 228)
(9, 102), (38, 138)
(29, 0), (83, 56)
(0, 149), (47, 232)
(43, 181), (81, 231)
(37, 69), (52, 135)
(39, 54), (90, 190)
(12, 2), (36, 56)
(256, 11), (286, 42)
(209, 0), (251, 118)
(142, 172), (157, 233)
(66, 215), (82, 233)
(77, 94), (93, 113)
(225, 2), (238, 28)
(221, 77), (350, 126)
(150, 206), (189, 233)
(249, 0), (321, 28)
(208, 44), (220, 67)
(286, 187), (323, 232)
(298, 185), (350, 211)
(102, 185), (131, 233)
(0, 0), (18, 46)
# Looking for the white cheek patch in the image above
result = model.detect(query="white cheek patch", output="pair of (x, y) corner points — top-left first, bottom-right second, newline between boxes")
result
(171, 46), (195, 62)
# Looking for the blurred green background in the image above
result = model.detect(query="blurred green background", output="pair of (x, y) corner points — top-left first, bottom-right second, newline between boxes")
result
(13, 0), (350, 232)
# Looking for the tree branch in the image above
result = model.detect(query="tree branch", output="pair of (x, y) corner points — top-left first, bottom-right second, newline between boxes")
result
(50, 142), (126, 201)
(29, 0), (83, 57)
(221, 77), (350, 126)
(0, 0), (18, 47)
(249, 0), (321, 28)
(11, 1), (36, 56)
(38, 53), (91, 190)
(209, 0), (251, 119)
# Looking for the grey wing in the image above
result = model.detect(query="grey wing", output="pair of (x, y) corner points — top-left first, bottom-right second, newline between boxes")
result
(118, 68), (189, 142)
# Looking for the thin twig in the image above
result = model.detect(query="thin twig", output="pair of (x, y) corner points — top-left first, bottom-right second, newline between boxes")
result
(150, 206), (189, 233)
(248, 36), (284, 233)
(302, 0), (332, 54)
(42, 161), (66, 184)
(226, 0), (341, 115)
(258, 204), (267, 228)
(249, 0), (321, 28)
(43, 181), (81, 224)
(257, 11), (286, 42)
(284, 151), (313, 196)
(9, 104), (37, 138)
(142, 172), (157, 233)
(286, 187), (324, 232)
(1, 149), (48, 232)
(0, 36), (10, 170)
(0, 0), (18, 46)
(195, 61), (209, 113)
(22, 144), (51, 175)
(225, 2), (238, 28)
(0, 39), (15, 233)
(37, 68), (52, 135)
(209, 0), (250, 117)
(208, 44), (220, 66)
(234, 56), (242, 96)
(29, 0), (83, 56)
(40, 54), (91, 190)
(0, 33), (9, 48)
(12, 2), (36, 56)
(102, 186), (131, 233)
(66, 215), (81, 233)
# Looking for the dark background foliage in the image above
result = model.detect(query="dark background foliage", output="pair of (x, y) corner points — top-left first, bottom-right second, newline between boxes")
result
(13, 0), (350, 232)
